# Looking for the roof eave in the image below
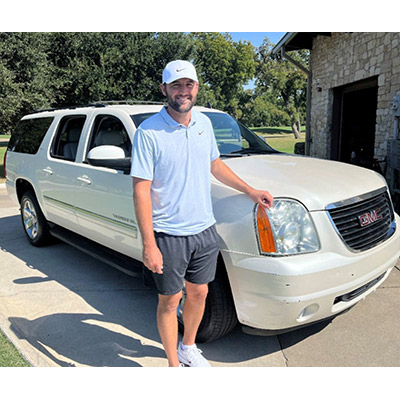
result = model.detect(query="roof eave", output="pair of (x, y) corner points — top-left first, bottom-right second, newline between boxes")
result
(272, 32), (332, 55)
(272, 32), (298, 55)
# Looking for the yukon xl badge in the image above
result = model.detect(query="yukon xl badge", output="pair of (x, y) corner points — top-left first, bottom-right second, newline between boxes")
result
(358, 208), (383, 227)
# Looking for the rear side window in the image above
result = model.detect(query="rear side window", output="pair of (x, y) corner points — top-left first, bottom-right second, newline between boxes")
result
(8, 117), (54, 154)
(50, 115), (86, 161)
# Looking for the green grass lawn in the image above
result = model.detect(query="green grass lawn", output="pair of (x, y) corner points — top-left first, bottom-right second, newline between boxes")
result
(1, 144), (8, 183)
(0, 329), (30, 367)
(251, 126), (305, 154)
(0, 135), (11, 183)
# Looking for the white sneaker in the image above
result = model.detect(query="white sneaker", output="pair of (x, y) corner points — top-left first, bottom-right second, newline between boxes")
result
(177, 342), (212, 367)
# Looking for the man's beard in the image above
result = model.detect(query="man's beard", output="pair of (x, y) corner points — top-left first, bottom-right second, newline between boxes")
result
(166, 92), (197, 114)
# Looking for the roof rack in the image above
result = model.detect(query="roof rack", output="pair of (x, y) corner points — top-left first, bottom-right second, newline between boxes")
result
(90, 100), (166, 106)
(31, 104), (99, 114)
(32, 100), (166, 114)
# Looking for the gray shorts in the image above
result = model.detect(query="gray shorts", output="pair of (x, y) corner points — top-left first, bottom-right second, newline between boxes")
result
(152, 224), (219, 295)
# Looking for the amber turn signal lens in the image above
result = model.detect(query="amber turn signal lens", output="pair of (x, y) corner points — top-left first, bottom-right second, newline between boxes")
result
(256, 205), (276, 254)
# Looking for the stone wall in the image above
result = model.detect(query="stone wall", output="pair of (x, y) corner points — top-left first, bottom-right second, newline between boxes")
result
(309, 32), (400, 160)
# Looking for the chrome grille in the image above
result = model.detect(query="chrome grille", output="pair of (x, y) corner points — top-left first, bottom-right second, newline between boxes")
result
(327, 188), (396, 252)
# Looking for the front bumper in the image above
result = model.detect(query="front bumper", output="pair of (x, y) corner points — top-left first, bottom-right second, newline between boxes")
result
(221, 213), (400, 332)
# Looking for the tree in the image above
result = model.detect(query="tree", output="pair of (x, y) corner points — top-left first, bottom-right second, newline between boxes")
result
(3, 33), (285, 133)
(191, 32), (256, 118)
(0, 32), (195, 132)
(239, 90), (290, 127)
(0, 64), (23, 134)
(0, 33), (55, 133)
(256, 38), (308, 137)
(46, 32), (194, 105)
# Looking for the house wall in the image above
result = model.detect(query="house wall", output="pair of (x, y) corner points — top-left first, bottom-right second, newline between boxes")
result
(309, 32), (400, 160)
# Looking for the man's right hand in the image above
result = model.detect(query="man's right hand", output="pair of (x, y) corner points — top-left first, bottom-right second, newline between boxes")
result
(133, 178), (164, 275)
(143, 244), (164, 274)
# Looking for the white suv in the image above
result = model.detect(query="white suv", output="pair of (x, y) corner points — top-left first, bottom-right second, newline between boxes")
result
(5, 102), (400, 342)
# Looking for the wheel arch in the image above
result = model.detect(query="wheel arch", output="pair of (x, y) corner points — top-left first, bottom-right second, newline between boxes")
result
(16, 178), (36, 204)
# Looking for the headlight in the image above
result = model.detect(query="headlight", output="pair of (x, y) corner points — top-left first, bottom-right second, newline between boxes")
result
(255, 199), (320, 256)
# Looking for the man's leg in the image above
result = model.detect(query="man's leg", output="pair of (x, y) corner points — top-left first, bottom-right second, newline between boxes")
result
(157, 291), (182, 367)
(182, 281), (208, 346)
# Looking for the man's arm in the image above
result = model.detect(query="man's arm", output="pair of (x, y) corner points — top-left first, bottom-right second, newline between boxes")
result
(211, 157), (273, 208)
(132, 177), (163, 274)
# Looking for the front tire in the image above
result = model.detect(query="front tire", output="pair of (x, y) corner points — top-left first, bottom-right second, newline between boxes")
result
(20, 191), (52, 247)
(178, 257), (238, 343)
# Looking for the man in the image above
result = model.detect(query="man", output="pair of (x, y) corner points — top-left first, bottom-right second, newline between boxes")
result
(131, 60), (273, 367)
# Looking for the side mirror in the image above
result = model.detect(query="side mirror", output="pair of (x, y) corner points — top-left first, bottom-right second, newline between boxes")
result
(87, 145), (131, 173)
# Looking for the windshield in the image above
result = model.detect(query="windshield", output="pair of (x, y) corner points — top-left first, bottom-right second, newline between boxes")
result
(131, 111), (278, 156)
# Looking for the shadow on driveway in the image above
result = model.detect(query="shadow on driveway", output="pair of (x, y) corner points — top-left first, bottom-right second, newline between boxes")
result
(1, 213), (330, 366)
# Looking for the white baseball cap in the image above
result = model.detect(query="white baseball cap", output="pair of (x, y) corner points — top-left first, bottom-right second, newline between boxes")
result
(162, 60), (198, 84)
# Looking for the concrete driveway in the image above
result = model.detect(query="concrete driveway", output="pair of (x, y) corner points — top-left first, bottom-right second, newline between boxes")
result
(1, 185), (399, 367)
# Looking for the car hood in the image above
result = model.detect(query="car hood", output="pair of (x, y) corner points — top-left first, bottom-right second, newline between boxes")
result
(217, 154), (388, 211)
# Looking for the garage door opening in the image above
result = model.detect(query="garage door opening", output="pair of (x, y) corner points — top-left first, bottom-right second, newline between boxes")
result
(331, 77), (378, 169)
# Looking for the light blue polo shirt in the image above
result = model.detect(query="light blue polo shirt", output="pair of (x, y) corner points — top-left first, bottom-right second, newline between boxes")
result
(130, 107), (220, 236)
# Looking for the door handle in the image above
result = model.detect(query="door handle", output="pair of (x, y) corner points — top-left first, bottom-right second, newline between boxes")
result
(77, 175), (92, 185)
(42, 167), (53, 175)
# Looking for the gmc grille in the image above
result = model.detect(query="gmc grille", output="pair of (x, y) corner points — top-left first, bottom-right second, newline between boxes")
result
(327, 188), (396, 252)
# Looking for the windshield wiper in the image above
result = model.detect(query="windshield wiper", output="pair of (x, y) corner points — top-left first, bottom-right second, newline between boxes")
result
(220, 153), (245, 157)
(228, 148), (275, 155)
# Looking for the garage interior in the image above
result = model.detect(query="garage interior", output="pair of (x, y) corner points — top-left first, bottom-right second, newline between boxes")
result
(331, 77), (379, 170)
